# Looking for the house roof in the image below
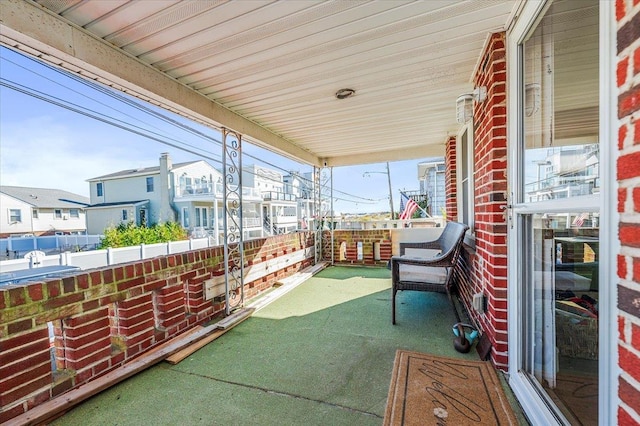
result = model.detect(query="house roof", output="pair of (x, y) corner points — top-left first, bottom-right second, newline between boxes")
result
(85, 200), (149, 209)
(87, 161), (200, 182)
(0, 186), (89, 208)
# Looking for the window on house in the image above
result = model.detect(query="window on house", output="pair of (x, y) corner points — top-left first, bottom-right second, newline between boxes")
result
(54, 209), (62, 219)
(457, 124), (475, 229)
(146, 177), (154, 192)
(182, 207), (189, 228)
(97, 182), (103, 197)
(122, 209), (128, 221)
(32, 208), (39, 219)
(9, 209), (21, 223)
(195, 208), (201, 227)
(69, 209), (79, 218)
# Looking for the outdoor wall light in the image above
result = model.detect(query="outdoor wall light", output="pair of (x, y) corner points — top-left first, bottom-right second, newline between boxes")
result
(456, 94), (474, 124)
(335, 88), (355, 99)
(525, 83), (541, 117)
(455, 86), (487, 124)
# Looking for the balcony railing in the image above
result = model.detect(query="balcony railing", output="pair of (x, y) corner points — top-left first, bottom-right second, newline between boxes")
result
(178, 183), (260, 199)
(262, 191), (296, 202)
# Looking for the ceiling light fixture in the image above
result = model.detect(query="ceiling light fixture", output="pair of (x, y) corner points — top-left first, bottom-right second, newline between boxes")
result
(335, 88), (355, 99)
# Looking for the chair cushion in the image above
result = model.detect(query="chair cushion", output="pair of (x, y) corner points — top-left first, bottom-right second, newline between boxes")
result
(398, 264), (449, 285)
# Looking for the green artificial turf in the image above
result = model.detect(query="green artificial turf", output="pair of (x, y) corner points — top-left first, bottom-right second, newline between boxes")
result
(52, 266), (492, 426)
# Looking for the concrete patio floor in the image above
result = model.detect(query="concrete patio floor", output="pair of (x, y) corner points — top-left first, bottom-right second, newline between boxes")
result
(52, 266), (527, 425)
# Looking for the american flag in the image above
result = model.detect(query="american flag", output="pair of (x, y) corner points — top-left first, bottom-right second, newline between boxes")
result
(399, 192), (419, 220)
(572, 212), (588, 227)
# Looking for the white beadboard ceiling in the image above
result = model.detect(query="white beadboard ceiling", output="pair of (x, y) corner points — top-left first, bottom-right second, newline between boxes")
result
(0, 0), (518, 167)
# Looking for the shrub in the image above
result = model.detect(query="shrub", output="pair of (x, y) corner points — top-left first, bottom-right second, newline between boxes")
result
(98, 222), (187, 249)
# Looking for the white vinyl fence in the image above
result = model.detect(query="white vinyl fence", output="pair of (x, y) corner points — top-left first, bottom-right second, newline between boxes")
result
(0, 237), (213, 273)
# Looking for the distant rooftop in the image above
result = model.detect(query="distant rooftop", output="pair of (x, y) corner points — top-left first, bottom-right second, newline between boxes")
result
(0, 186), (89, 208)
(86, 161), (200, 182)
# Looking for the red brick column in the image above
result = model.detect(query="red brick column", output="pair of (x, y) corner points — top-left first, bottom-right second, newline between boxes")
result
(61, 308), (111, 374)
(445, 136), (458, 222)
(616, 0), (640, 423)
(470, 32), (509, 369)
(115, 293), (155, 358)
(155, 283), (186, 332)
(0, 327), (51, 412)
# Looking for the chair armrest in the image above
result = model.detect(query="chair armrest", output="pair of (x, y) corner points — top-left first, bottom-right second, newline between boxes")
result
(390, 255), (455, 269)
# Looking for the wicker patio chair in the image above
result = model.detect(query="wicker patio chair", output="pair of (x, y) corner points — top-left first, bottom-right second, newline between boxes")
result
(390, 221), (469, 324)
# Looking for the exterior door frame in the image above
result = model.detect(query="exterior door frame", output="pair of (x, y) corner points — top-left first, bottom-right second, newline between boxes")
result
(505, 1), (617, 424)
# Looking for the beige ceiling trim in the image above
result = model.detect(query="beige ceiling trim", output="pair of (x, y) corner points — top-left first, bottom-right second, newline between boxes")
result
(0, 0), (320, 166)
(324, 142), (447, 167)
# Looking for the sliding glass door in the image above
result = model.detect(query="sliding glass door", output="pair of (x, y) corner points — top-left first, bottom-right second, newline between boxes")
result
(508, 1), (601, 424)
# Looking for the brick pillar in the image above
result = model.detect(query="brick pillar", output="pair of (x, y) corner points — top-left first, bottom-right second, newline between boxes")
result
(616, 0), (640, 422)
(445, 136), (458, 221)
(155, 283), (186, 331)
(0, 327), (51, 409)
(61, 308), (111, 373)
(115, 293), (155, 358)
(470, 32), (509, 369)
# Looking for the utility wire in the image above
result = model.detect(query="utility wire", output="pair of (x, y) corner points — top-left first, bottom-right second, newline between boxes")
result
(0, 51), (387, 205)
(0, 78), (382, 205)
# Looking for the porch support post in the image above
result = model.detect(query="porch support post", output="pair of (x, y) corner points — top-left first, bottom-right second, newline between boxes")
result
(320, 167), (333, 262)
(222, 128), (244, 315)
(330, 167), (334, 264)
(313, 166), (322, 263)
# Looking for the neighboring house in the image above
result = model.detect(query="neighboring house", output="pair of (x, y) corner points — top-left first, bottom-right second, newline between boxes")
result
(85, 153), (268, 242)
(0, 186), (89, 237)
(284, 171), (314, 229)
(174, 160), (263, 243)
(417, 158), (446, 217)
(244, 165), (298, 235)
(284, 171), (331, 230)
(85, 152), (191, 234)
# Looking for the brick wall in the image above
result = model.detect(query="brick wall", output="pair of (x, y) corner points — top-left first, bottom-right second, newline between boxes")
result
(471, 32), (509, 369)
(616, 0), (640, 423)
(445, 32), (509, 369)
(329, 230), (392, 266)
(0, 232), (314, 423)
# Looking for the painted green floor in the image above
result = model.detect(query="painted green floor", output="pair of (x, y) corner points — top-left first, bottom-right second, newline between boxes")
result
(52, 266), (526, 425)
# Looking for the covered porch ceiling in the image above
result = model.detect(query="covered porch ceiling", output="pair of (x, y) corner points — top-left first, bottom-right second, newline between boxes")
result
(0, 0), (518, 167)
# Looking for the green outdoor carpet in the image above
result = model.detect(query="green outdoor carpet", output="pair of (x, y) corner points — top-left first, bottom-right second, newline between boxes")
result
(51, 266), (506, 426)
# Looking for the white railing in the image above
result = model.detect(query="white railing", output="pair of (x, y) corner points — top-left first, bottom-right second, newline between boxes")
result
(1, 235), (103, 258)
(177, 183), (260, 199)
(0, 237), (212, 273)
(332, 217), (445, 230)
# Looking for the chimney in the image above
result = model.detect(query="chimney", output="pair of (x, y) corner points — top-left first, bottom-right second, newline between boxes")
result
(158, 152), (175, 223)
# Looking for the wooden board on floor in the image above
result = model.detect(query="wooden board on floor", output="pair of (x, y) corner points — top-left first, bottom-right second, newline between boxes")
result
(164, 308), (254, 364)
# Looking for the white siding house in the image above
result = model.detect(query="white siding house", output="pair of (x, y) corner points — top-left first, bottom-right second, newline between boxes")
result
(85, 153), (200, 234)
(244, 165), (298, 234)
(0, 186), (89, 237)
(85, 153), (266, 241)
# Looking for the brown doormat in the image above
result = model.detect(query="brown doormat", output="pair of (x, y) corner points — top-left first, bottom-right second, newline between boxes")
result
(384, 350), (518, 425)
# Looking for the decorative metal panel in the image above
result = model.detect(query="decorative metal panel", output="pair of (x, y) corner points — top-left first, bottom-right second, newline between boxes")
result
(222, 128), (244, 315)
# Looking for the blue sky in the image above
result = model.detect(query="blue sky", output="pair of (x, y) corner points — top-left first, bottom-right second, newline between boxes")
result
(0, 46), (436, 214)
